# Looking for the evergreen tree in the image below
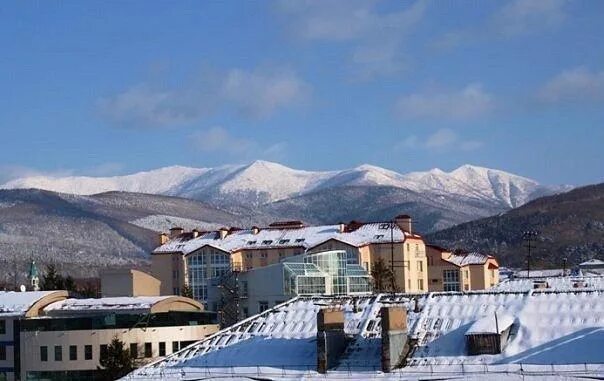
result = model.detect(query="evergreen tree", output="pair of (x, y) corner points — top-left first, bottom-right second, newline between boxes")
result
(371, 258), (397, 293)
(98, 336), (136, 381)
(180, 284), (194, 298)
(64, 275), (77, 292)
(40, 264), (65, 290)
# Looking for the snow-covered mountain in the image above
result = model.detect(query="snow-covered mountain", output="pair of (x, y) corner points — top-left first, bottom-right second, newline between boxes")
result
(2, 160), (567, 209)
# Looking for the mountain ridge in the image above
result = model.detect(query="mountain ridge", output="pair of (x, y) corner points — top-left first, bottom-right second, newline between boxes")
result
(2, 161), (569, 209)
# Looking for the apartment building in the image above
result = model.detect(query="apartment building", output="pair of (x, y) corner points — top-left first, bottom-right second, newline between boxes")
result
(151, 215), (429, 302)
(425, 244), (499, 291)
(0, 291), (218, 381)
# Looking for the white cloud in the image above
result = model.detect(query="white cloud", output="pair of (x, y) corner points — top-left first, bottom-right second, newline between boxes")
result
(432, 0), (568, 50)
(99, 68), (309, 128)
(276, 0), (427, 78)
(190, 127), (287, 161)
(395, 83), (494, 120)
(221, 69), (310, 118)
(493, 0), (567, 37)
(397, 128), (483, 153)
(538, 67), (604, 103)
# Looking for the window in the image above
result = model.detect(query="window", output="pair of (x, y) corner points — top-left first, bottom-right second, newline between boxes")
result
(242, 307), (249, 318)
(262, 240), (273, 245)
(0, 346), (5, 361)
(144, 342), (152, 358)
(130, 343), (138, 358)
(245, 252), (253, 259)
(406, 243), (410, 251)
(407, 279), (411, 290)
(443, 269), (461, 292)
(295, 238), (305, 243)
(0, 320), (5, 335)
(403, 261), (410, 269)
(100, 345), (108, 361)
(279, 239), (290, 244)
(172, 341), (179, 354)
(417, 261), (423, 272)
(40, 346), (48, 362)
(279, 251), (284, 258)
(69, 345), (77, 361)
(465, 270), (469, 278)
(363, 262), (369, 271)
(418, 279), (424, 290)
(373, 234), (384, 239)
(159, 342), (166, 357)
(260, 251), (267, 258)
(54, 345), (62, 361)
(247, 240), (257, 245)
(258, 301), (269, 313)
(84, 345), (92, 360)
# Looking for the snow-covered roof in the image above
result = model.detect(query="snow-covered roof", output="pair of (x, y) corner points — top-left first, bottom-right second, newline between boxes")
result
(466, 312), (515, 335)
(580, 258), (604, 266)
(153, 222), (420, 255)
(493, 275), (604, 292)
(43, 296), (196, 315)
(444, 252), (495, 266)
(0, 291), (64, 317)
(125, 282), (604, 380)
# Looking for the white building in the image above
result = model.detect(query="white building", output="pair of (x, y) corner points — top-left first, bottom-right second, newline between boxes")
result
(0, 291), (219, 381)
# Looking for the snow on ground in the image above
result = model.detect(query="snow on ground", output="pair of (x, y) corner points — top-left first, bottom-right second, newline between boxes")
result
(129, 214), (221, 232)
(124, 283), (604, 380)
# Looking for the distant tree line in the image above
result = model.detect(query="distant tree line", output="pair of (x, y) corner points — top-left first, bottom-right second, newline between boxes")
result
(41, 264), (99, 297)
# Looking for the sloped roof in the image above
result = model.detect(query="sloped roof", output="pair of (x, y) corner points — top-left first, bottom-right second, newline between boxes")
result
(44, 295), (203, 315)
(445, 252), (495, 266)
(153, 222), (419, 255)
(125, 281), (604, 380)
(580, 258), (604, 266)
(465, 312), (515, 335)
(0, 291), (67, 317)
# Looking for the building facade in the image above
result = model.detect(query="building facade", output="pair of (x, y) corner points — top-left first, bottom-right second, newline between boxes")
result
(426, 245), (499, 291)
(0, 292), (218, 381)
(217, 250), (373, 317)
(151, 215), (430, 305)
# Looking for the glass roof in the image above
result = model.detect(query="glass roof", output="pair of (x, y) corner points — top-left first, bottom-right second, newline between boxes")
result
(284, 262), (324, 276)
(346, 264), (371, 277)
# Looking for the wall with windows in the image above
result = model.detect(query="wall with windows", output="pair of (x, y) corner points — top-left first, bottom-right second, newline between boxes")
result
(19, 321), (217, 380)
(233, 246), (305, 271)
(0, 318), (16, 381)
(308, 240), (362, 267)
(357, 238), (428, 293)
(185, 247), (231, 302)
(237, 264), (286, 317)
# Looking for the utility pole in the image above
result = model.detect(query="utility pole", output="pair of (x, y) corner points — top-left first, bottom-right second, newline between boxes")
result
(522, 230), (539, 278)
(563, 257), (568, 277)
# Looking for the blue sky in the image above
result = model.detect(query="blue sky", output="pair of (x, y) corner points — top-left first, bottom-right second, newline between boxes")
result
(1, 0), (603, 185)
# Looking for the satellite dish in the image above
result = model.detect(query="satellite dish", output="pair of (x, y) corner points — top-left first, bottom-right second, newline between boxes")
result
(20, 285), (26, 292)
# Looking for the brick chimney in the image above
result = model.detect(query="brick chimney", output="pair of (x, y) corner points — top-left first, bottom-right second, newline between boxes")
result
(169, 227), (184, 238)
(381, 306), (409, 372)
(316, 308), (347, 373)
(159, 232), (169, 246)
(251, 226), (260, 235)
(192, 229), (200, 238)
(394, 215), (412, 234)
(338, 223), (346, 234)
(218, 227), (229, 240)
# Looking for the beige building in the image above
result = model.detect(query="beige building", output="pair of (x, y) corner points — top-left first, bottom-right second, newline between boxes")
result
(151, 215), (429, 301)
(426, 244), (499, 291)
(0, 291), (218, 381)
(100, 268), (161, 297)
